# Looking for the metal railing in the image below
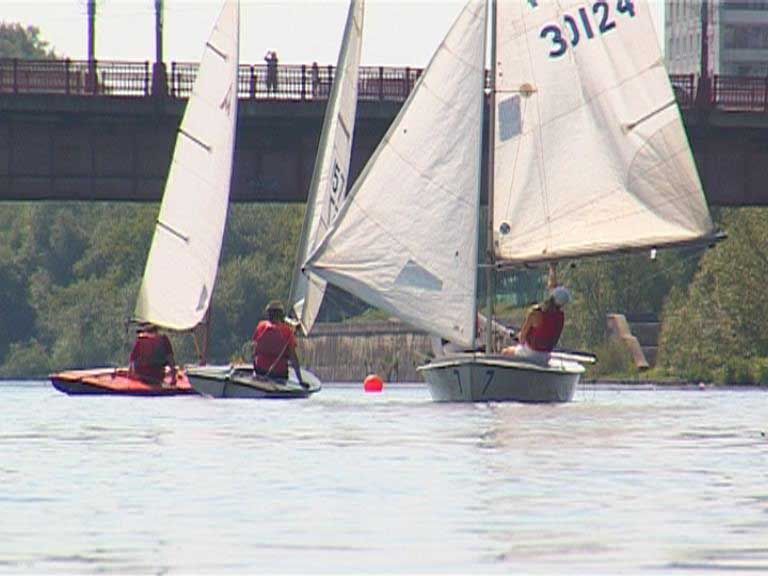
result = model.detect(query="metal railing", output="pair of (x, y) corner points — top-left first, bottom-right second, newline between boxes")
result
(0, 58), (424, 102)
(2, 58), (768, 112)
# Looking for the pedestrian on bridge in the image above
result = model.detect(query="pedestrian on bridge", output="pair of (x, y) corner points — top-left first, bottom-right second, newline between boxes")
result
(265, 51), (279, 95)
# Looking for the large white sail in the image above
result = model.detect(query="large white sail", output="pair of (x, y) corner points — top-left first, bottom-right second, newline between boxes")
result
(134, 0), (239, 330)
(493, 0), (715, 265)
(306, 0), (487, 348)
(289, 0), (365, 334)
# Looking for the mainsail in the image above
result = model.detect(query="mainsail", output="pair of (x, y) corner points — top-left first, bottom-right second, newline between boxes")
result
(492, 0), (715, 265)
(306, 0), (487, 348)
(289, 0), (365, 334)
(134, 0), (239, 330)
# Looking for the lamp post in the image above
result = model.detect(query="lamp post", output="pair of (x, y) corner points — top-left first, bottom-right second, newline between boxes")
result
(152, 0), (169, 97)
(87, 0), (97, 93)
(696, 0), (712, 109)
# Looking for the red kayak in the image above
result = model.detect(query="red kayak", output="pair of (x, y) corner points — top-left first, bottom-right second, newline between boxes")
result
(50, 368), (195, 396)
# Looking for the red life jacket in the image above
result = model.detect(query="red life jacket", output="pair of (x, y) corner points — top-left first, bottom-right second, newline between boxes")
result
(129, 332), (172, 383)
(525, 308), (564, 352)
(253, 320), (296, 378)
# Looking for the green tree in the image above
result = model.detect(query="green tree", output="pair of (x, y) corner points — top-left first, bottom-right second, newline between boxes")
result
(658, 208), (768, 383)
(0, 201), (308, 376)
(558, 249), (701, 349)
(0, 23), (55, 59)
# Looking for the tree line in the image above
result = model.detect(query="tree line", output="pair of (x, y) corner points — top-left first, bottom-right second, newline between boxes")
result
(2, 22), (767, 384)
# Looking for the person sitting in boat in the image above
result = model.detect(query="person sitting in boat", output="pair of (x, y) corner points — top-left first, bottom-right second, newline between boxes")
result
(252, 300), (306, 388)
(128, 323), (177, 386)
(503, 264), (570, 360)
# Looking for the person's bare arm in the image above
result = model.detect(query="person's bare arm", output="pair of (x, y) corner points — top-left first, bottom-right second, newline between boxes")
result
(548, 262), (558, 291)
(519, 308), (542, 345)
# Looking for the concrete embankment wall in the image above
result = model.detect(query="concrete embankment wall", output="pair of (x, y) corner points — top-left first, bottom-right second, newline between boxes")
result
(300, 321), (432, 383)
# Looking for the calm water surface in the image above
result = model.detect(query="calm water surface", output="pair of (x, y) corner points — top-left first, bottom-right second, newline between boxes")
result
(1, 381), (766, 574)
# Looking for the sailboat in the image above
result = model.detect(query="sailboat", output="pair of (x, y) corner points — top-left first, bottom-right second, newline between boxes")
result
(50, 0), (240, 396)
(186, 0), (365, 399)
(302, 0), (718, 402)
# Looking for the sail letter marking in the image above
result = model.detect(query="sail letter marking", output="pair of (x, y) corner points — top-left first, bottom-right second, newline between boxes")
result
(220, 84), (234, 117)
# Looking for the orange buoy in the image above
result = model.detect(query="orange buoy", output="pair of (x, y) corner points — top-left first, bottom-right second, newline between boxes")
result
(363, 374), (384, 393)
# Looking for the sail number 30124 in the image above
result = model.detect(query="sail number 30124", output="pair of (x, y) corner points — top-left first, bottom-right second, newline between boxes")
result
(540, 0), (636, 59)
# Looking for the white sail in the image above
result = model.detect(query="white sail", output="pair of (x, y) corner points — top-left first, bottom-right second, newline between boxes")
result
(493, 0), (714, 265)
(306, 0), (487, 348)
(134, 0), (239, 330)
(289, 0), (365, 334)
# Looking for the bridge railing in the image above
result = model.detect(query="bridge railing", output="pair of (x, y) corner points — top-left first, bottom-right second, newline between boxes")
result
(3, 58), (768, 112)
(670, 74), (696, 108)
(0, 58), (424, 102)
(712, 75), (768, 112)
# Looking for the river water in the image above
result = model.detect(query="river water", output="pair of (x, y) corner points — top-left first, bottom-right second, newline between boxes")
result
(1, 380), (766, 575)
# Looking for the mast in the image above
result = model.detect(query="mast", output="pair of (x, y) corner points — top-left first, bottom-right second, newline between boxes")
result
(484, 0), (497, 355)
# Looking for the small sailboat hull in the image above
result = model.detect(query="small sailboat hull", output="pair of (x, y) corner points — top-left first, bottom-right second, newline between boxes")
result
(50, 368), (194, 396)
(418, 354), (583, 403)
(186, 365), (321, 399)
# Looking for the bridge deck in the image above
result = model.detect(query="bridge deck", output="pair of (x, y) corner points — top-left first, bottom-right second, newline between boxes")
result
(0, 59), (767, 205)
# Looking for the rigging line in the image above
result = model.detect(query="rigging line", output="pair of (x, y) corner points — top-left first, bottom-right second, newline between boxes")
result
(497, 142), (706, 247)
(343, 192), (478, 292)
(327, 14), (486, 222)
(157, 220), (190, 243)
(519, 0), (554, 245)
(498, 66), (676, 166)
(360, 31), (486, 210)
(497, 122), (704, 242)
(499, 186), (708, 252)
(578, 247), (712, 299)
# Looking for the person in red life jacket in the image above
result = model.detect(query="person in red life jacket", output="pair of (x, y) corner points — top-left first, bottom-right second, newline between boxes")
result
(253, 300), (306, 387)
(503, 264), (571, 359)
(128, 323), (177, 386)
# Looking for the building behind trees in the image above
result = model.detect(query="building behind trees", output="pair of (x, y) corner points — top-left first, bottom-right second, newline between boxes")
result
(666, 0), (768, 77)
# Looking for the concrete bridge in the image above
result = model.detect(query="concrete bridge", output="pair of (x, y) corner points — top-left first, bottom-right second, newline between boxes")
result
(0, 59), (767, 206)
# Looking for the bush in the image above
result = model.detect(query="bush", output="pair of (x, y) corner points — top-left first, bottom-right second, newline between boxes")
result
(751, 357), (768, 385)
(585, 339), (638, 380)
(0, 339), (51, 378)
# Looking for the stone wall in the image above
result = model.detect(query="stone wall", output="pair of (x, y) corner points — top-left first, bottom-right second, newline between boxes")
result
(300, 321), (432, 383)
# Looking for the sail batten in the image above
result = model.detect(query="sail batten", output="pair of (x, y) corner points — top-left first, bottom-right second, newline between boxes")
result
(134, 0), (239, 331)
(493, 0), (714, 264)
(289, 0), (365, 334)
(306, 0), (487, 348)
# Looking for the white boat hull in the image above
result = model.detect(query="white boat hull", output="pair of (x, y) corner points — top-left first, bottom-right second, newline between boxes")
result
(418, 354), (583, 403)
(186, 364), (321, 399)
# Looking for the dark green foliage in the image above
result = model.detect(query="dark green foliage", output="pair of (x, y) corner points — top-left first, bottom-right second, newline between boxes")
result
(0, 250), (35, 362)
(658, 208), (768, 383)
(0, 23), (56, 59)
(0, 202), (306, 377)
(558, 249), (700, 349)
(584, 339), (638, 380)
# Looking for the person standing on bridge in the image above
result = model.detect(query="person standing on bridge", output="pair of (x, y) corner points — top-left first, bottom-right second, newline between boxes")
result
(265, 51), (279, 95)
(252, 300), (306, 387)
(311, 62), (320, 98)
